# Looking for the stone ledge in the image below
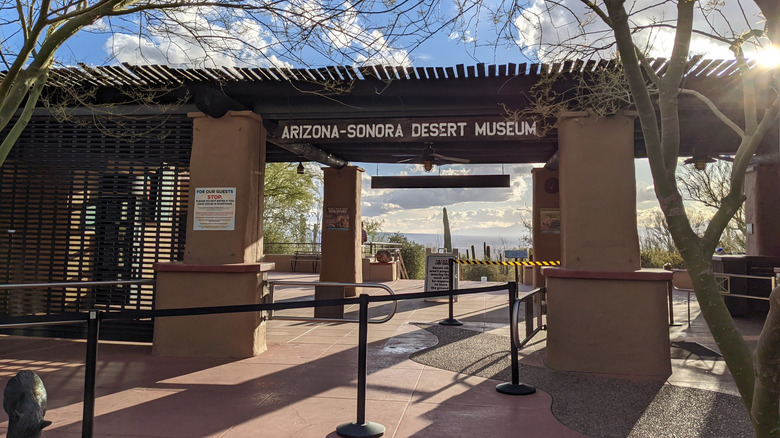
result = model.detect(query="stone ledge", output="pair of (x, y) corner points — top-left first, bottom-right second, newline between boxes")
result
(542, 267), (672, 281)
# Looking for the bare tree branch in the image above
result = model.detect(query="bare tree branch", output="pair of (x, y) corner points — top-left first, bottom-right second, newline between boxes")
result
(679, 88), (746, 138)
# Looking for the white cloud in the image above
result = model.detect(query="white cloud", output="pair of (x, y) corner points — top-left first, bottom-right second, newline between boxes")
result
(360, 162), (533, 240)
(514, 0), (766, 62)
(105, 8), (292, 68)
(354, 31), (411, 67)
(103, 1), (412, 69)
(449, 207), (526, 231)
(361, 163), (530, 214)
(364, 186), (519, 210)
(284, 0), (412, 66)
(448, 31), (476, 44)
(636, 182), (656, 203)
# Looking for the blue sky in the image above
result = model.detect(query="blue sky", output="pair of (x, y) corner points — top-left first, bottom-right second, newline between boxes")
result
(4, 1), (771, 249)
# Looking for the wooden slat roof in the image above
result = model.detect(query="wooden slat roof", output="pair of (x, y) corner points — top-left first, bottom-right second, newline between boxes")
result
(5, 58), (773, 166)
(3, 58), (750, 90)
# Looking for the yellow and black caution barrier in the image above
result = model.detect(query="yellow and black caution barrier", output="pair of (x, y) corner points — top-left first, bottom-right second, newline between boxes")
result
(454, 260), (560, 266)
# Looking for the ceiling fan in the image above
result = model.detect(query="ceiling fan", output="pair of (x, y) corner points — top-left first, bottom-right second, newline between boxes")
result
(394, 145), (470, 172)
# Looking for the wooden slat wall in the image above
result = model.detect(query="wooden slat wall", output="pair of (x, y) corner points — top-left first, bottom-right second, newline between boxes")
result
(0, 115), (193, 342)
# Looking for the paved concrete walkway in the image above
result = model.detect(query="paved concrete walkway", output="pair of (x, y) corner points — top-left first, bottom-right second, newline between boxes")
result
(0, 272), (763, 437)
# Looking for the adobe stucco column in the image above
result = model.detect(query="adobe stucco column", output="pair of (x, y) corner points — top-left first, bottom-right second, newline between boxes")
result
(531, 167), (561, 287)
(558, 114), (640, 270)
(544, 113), (671, 377)
(745, 156), (780, 256)
(183, 111), (264, 264)
(153, 111), (273, 358)
(316, 166), (364, 318)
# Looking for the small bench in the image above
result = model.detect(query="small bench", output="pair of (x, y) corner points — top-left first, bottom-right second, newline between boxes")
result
(291, 251), (321, 272)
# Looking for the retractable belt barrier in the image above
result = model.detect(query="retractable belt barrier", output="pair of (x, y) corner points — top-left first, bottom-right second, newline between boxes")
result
(0, 280), (540, 438)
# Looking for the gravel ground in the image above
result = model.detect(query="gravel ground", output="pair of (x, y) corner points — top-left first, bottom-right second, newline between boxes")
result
(409, 324), (753, 438)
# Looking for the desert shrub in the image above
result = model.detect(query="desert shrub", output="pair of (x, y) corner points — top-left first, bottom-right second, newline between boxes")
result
(640, 249), (685, 269)
(459, 264), (513, 281)
(386, 232), (426, 279)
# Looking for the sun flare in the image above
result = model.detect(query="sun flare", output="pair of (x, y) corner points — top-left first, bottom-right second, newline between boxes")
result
(755, 46), (780, 68)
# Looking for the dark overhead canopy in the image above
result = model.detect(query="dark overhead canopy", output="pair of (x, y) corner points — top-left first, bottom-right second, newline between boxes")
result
(33, 59), (778, 166)
(372, 174), (511, 188)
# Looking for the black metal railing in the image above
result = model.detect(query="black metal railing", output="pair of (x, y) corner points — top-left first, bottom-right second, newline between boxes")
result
(0, 281), (539, 438)
(268, 280), (397, 323)
(511, 287), (547, 350)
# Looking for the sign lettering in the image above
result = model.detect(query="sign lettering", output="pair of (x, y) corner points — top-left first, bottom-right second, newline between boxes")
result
(193, 187), (236, 231)
(271, 117), (541, 143)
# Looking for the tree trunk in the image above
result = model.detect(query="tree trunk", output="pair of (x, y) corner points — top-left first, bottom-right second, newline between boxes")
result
(0, 70), (49, 165)
(752, 285), (780, 437)
(683, 256), (756, 408)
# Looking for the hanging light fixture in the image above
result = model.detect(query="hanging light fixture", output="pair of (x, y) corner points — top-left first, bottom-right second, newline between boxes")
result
(297, 162), (305, 174)
(683, 156), (715, 171)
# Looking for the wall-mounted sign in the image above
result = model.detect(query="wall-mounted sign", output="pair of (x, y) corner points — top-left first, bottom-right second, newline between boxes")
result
(540, 208), (561, 234)
(193, 187), (236, 231)
(324, 207), (349, 231)
(270, 116), (541, 144)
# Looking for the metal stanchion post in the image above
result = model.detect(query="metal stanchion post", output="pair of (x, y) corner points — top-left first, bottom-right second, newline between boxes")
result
(496, 282), (536, 396)
(439, 258), (462, 326)
(336, 294), (385, 438)
(83, 309), (100, 438)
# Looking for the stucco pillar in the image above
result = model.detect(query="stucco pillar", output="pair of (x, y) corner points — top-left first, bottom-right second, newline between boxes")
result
(544, 113), (671, 377)
(558, 114), (640, 271)
(316, 166), (364, 318)
(183, 112), (264, 264)
(531, 167), (561, 287)
(745, 156), (780, 256)
(154, 111), (272, 358)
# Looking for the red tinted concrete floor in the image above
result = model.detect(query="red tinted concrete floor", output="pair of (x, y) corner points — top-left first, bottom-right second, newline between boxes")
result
(0, 272), (756, 437)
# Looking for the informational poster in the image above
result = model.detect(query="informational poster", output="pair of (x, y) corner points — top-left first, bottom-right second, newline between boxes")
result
(193, 187), (236, 231)
(539, 208), (561, 234)
(425, 254), (459, 292)
(324, 207), (349, 230)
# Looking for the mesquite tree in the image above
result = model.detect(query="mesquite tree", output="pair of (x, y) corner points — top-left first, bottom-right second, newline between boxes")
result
(605, 2), (779, 434)
(0, 0), (442, 167)
(506, 1), (780, 434)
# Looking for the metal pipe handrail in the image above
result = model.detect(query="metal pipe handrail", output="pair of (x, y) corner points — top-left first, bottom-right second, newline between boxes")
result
(715, 272), (777, 298)
(672, 272), (777, 325)
(511, 287), (547, 350)
(715, 272), (778, 282)
(365, 242), (402, 247)
(268, 280), (397, 324)
(0, 279), (154, 290)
